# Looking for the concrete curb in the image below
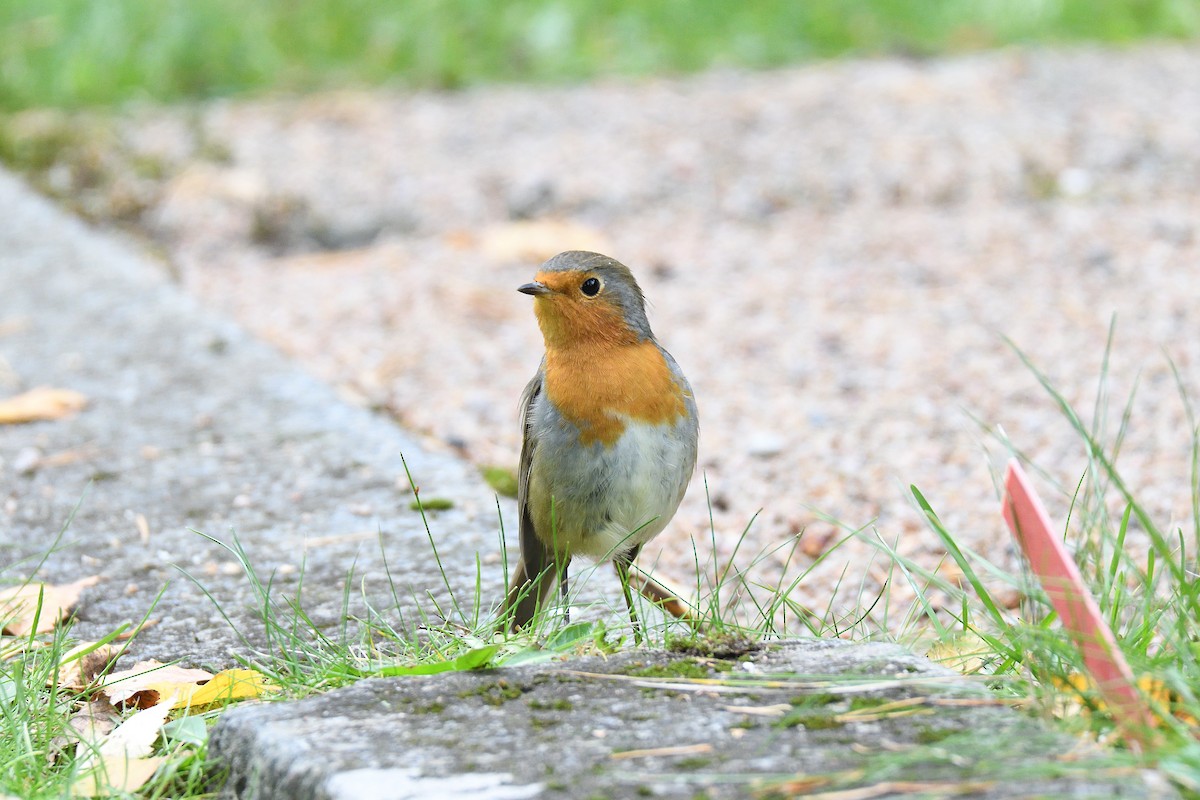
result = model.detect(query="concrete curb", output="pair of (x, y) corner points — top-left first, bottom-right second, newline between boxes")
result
(0, 168), (506, 668)
(210, 639), (1168, 799)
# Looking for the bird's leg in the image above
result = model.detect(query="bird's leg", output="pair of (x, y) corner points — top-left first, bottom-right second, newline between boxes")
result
(625, 572), (699, 629)
(613, 553), (643, 646)
(559, 559), (570, 625)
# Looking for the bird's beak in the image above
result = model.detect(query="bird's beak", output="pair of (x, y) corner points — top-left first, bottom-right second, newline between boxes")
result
(518, 281), (550, 296)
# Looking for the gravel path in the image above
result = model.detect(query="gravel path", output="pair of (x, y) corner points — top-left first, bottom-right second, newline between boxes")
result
(32, 45), (1200, 623)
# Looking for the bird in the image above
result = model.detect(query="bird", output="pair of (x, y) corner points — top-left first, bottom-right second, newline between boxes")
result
(503, 250), (699, 642)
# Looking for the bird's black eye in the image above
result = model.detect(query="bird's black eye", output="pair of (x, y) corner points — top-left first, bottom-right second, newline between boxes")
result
(580, 277), (601, 297)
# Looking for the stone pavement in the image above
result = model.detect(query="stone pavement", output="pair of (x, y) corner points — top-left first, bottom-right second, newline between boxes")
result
(0, 170), (1170, 798)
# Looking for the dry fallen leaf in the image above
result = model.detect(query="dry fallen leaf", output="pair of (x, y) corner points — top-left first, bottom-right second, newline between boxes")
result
(799, 528), (837, 559)
(104, 665), (277, 711)
(72, 693), (175, 795)
(34, 445), (98, 468)
(100, 661), (213, 709)
(135, 513), (150, 544)
(936, 561), (966, 587)
(770, 775), (833, 795)
(0, 387), (88, 424)
(480, 219), (612, 264)
(49, 698), (122, 763)
(97, 695), (177, 760)
(71, 755), (165, 797)
(69, 698), (123, 742)
(995, 587), (1025, 610)
(721, 703), (791, 717)
(55, 642), (121, 692)
(0, 576), (101, 636)
(0, 316), (31, 337)
(610, 743), (713, 761)
(115, 618), (158, 640)
(0, 636), (33, 661)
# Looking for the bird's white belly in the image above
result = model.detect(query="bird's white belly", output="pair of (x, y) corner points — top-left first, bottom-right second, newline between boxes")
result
(528, 418), (690, 562)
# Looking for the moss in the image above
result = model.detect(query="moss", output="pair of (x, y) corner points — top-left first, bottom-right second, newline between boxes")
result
(480, 465), (519, 498)
(626, 659), (711, 680)
(528, 698), (573, 712)
(410, 497), (454, 511)
(412, 700), (445, 714)
(731, 718), (759, 730)
(666, 630), (760, 659)
(847, 695), (890, 711)
(458, 679), (524, 706)
(774, 709), (843, 730)
(915, 726), (955, 744)
(788, 693), (840, 708)
(676, 757), (712, 769)
(775, 694), (844, 730)
(530, 716), (560, 730)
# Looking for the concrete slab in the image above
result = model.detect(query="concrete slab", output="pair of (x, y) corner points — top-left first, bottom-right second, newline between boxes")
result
(210, 639), (1169, 799)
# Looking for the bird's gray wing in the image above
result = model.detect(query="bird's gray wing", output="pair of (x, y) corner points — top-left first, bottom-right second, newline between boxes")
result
(504, 365), (556, 628)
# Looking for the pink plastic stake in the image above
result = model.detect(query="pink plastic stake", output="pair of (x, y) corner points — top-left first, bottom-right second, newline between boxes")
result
(1001, 460), (1153, 747)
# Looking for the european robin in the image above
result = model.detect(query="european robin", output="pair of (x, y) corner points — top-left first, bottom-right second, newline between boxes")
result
(503, 251), (699, 640)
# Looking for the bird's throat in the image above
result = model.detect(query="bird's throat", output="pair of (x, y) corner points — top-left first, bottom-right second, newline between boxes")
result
(533, 294), (637, 350)
(541, 340), (688, 448)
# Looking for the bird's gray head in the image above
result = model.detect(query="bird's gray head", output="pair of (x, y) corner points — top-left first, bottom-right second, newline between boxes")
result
(517, 251), (654, 346)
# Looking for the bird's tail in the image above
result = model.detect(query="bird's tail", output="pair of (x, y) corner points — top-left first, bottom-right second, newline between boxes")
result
(503, 557), (560, 632)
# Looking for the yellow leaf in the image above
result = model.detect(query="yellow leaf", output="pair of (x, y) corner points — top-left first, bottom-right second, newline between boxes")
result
(0, 576), (100, 636)
(924, 631), (991, 675)
(1137, 675), (1199, 727)
(1052, 672), (1199, 729)
(71, 756), (165, 797)
(179, 668), (278, 709)
(0, 387), (87, 424)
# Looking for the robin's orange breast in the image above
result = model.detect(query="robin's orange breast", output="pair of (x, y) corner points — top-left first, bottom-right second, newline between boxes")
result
(542, 341), (688, 448)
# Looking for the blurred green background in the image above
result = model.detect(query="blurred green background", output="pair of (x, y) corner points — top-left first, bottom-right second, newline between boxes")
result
(2, 0), (1199, 110)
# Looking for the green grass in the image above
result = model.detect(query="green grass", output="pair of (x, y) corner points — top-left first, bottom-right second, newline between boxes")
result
(2, 0), (1200, 110)
(862, 325), (1200, 791)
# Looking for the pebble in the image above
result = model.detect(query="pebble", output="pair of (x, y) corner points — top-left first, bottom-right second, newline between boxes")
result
(745, 432), (785, 458)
